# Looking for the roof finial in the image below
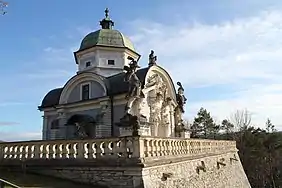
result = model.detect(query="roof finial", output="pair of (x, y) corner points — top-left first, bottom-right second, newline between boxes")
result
(105, 8), (109, 18)
(100, 8), (114, 29)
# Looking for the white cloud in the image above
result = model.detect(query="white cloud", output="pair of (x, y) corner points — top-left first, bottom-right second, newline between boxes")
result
(0, 131), (41, 142)
(128, 10), (282, 129)
(0, 122), (20, 126)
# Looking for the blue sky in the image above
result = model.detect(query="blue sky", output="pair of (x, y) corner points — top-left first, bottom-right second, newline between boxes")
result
(1, 0), (282, 141)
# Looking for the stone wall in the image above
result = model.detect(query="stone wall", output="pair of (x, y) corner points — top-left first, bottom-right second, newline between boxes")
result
(28, 166), (143, 188)
(142, 152), (251, 188)
(0, 137), (250, 188)
(20, 152), (250, 188)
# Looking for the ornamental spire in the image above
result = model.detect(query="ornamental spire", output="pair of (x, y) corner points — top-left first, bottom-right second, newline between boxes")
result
(105, 8), (109, 18)
(100, 8), (114, 29)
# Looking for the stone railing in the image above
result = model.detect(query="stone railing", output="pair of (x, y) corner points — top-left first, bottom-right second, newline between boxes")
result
(141, 137), (237, 161)
(0, 136), (237, 163)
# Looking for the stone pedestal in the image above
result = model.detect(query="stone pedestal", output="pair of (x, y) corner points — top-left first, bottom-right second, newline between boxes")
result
(117, 113), (151, 136)
(181, 131), (191, 138)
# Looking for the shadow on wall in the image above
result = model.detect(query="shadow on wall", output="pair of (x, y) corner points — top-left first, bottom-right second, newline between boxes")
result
(0, 169), (109, 188)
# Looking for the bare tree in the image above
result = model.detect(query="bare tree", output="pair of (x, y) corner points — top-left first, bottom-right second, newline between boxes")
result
(0, 1), (8, 15)
(229, 109), (252, 131)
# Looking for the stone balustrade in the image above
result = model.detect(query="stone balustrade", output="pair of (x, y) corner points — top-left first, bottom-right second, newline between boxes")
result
(0, 136), (237, 163)
(141, 137), (237, 161)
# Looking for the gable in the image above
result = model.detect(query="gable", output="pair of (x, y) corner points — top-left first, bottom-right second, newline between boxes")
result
(59, 72), (107, 105)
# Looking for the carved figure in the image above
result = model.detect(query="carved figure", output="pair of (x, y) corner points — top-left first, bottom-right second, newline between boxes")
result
(75, 122), (88, 139)
(176, 82), (187, 113)
(124, 56), (141, 99)
(148, 50), (157, 67)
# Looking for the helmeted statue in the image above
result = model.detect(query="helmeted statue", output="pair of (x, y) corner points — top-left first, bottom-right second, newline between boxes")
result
(176, 82), (187, 113)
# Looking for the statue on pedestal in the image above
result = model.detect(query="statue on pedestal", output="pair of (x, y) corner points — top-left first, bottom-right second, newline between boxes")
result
(175, 81), (188, 137)
(176, 82), (187, 113)
(123, 56), (144, 115)
(117, 56), (144, 136)
(148, 50), (157, 67)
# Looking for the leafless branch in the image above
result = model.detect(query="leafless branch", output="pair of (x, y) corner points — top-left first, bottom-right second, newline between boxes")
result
(229, 109), (252, 131)
(0, 1), (8, 15)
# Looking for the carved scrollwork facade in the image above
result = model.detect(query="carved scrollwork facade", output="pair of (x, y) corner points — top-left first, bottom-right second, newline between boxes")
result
(119, 65), (183, 138)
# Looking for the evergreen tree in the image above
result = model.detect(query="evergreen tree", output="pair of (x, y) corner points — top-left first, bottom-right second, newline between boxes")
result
(266, 118), (276, 133)
(191, 107), (217, 138)
(221, 119), (234, 139)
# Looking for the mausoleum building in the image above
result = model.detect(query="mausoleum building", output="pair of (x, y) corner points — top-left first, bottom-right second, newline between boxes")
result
(38, 9), (188, 140)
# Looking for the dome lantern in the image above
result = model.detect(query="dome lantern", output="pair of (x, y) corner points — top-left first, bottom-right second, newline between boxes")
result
(99, 8), (114, 30)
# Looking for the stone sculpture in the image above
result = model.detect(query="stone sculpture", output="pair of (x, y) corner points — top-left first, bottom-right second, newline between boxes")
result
(174, 82), (188, 137)
(176, 82), (187, 113)
(75, 122), (88, 139)
(124, 56), (142, 99)
(148, 50), (157, 67)
(117, 57), (144, 135)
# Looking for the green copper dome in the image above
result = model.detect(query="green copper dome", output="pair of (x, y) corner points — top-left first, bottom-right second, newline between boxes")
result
(78, 8), (135, 52)
(79, 29), (135, 51)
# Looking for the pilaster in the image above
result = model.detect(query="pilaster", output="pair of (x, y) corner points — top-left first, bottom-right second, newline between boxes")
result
(42, 115), (48, 140)
(96, 100), (111, 138)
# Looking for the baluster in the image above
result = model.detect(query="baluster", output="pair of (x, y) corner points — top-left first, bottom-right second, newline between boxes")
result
(143, 139), (149, 157)
(120, 138), (129, 158)
(125, 138), (133, 158)
(33, 143), (40, 159)
(95, 141), (103, 159)
(148, 139), (153, 157)
(76, 141), (85, 159)
(103, 140), (111, 157)
(60, 143), (68, 159)
(30, 145), (35, 158)
(9, 145), (14, 158)
(48, 143), (54, 159)
(108, 141), (115, 158)
(53, 144), (60, 159)
(92, 143), (98, 158)
(13, 146), (18, 159)
(185, 140), (189, 154)
(22, 145), (28, 159)
(152, 140), (158, 157)
(156, 140), (161, 156)
(111, 139), (119, 159)
(87, 141), (94, 159)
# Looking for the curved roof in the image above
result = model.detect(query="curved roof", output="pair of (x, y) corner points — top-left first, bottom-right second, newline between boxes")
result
(40, 88), (63, 109)
(79, 29), (135, 52)
(39, 68), (149, 109)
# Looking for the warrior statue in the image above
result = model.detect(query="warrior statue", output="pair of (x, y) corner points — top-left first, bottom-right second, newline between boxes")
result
(176, 82), (187, 113)
(148, 50), (157, 67)
(124, 56), (143, 114)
